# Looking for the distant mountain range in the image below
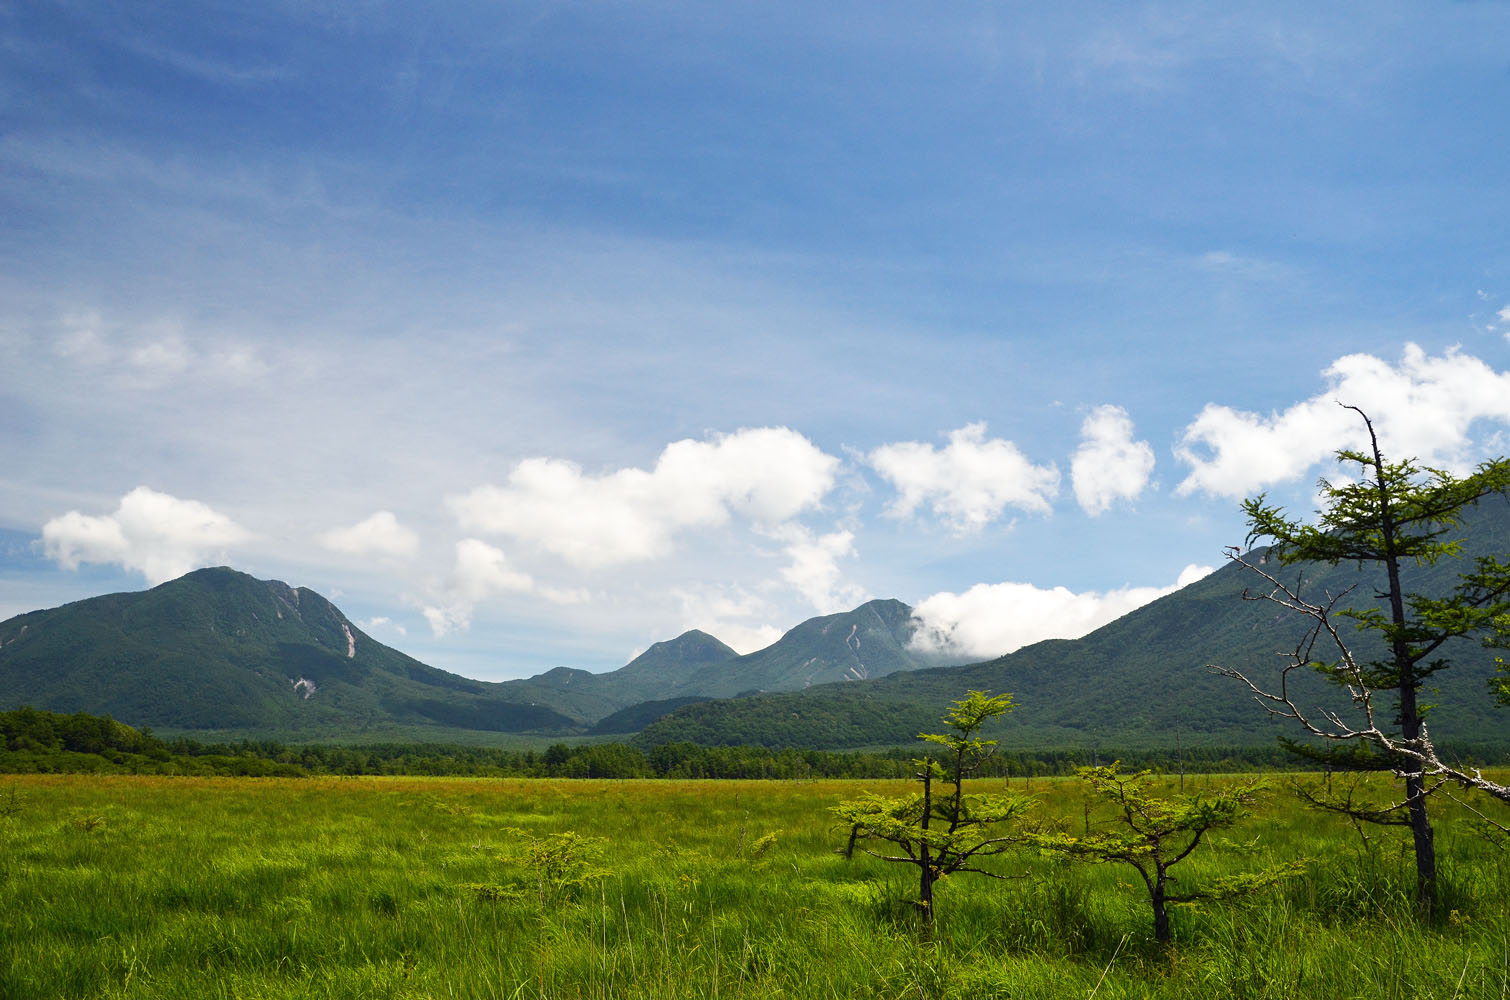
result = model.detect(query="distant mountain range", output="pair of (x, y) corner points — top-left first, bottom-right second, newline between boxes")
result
(3, 493), (1508, 753)
(634, 495), (1510, 753)
(0, 569), (943, 739)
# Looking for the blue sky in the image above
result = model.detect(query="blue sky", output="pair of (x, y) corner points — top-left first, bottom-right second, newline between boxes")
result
(3, 2), (1510, 680)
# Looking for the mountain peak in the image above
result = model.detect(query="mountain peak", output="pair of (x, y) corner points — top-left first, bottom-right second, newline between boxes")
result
(0, 568), (575, 736)
(617, 630), (739, 678)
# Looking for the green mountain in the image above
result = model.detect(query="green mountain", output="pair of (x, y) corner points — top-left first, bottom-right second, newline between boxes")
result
(0, 570), (576, 737)
(0, 567), (577, 736)
(587, 696), (718, 736)
(635, 496), (1510, 753)
(689, 598), (935, 696)
(514, 630), (739, 714)
(11, 491), (1505, 751)
(497, 602), (943, 733)
(0, 571), (940, 738)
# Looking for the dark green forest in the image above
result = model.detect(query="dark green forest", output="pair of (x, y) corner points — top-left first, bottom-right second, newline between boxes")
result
(2, 706), (1312, 779)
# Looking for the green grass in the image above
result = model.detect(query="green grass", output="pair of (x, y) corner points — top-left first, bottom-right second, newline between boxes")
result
(1, 773), (1507, 998)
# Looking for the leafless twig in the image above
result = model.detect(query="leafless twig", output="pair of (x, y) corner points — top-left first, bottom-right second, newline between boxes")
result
(1209, 548), (1510, 812)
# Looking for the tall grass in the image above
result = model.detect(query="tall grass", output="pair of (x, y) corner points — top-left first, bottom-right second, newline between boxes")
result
(0, 774), (1505, 999)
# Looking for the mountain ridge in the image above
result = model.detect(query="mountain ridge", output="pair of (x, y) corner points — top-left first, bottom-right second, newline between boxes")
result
(635, 494), (1510, 751)
(9, 491), (1506, 751)
(0, 569), (945, 738)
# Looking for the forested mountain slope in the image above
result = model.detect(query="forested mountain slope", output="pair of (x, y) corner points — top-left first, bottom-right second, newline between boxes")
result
(0, 567), (573, 735)
(636, 496), (1510, 752)
(0, 573), (944, 738)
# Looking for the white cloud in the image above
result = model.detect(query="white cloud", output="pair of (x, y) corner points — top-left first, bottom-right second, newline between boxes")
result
(213, 345), (268, 378)
(670, 584), (783, 655)
(361, 615), (407, 637)
(868, 423), (1060, 534)
(909, 562), (1213, 661)
(1174, 563), (1214, 588)
(46, 310), (267, 382)
(130, 336), (193, 375)
(130, 332), (267, 380)
(1071, 404), (1155, 516)
(318, 510), (419, 558)
(55, 313), (111, 364)
(419, 538), (534, 636)
(453, 538), (533, 600)
(448, 427), (840, 568)
(41, 486), (251, 584)
(1175, 344), (1510, 499)
(709, 622), (782, 656)
(767, 524), (869, 614)
(538, 585), (592, 605)
(420, 605), (465, 637)
(1195, 250), (1286, 281)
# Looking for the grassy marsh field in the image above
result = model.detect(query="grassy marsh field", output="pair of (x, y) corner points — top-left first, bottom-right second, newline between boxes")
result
(2, 773), (1507, 999)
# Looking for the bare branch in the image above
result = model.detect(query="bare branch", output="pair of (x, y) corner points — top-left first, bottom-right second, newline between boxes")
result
(1440, 786), (1510, 838)
(1211, 548), (1510, 815)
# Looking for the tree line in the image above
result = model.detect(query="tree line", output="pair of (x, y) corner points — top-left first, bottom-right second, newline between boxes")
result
(0, 705), (1319, 779)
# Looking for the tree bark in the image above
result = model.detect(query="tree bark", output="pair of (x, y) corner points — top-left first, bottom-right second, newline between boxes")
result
(1151, 879), (1171, 944)
(918, 764), (934, 927)
(1368, 425), (1438, 909)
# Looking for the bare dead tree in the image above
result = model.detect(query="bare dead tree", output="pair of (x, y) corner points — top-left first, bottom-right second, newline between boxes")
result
(1210, 548), (1510, 810)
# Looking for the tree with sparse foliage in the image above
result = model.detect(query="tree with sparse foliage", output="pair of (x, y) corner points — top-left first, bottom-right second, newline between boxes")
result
(833, 691), (1034, 928)
(1211, 404), (1510, 910)
(1034, 764), (1298, 944)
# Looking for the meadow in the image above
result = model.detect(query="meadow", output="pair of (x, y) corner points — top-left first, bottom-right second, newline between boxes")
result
(1, 772), (1507, 999)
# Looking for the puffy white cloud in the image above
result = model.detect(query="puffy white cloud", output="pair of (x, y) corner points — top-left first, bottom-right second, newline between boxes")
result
(767, 524), (869, 614)
(1175, 345), (1510, 499)
(420, 538), (535, 636)
(452, 538), (532, 600)
(41, 486), (251, 584)
(420, 605), (465, 637)
(910, 562), (1214, 661)
(448, 427), (839, 568)
(868, 423), (1060, 534)
(1071, 405), (1155, 516)
(1174, 563), (1214, 588)
(318, 510), (419, 558)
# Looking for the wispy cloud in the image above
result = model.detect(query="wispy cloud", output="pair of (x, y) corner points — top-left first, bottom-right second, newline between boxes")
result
(1194, 250), (1289, 282)
(44, 309), (270, 384)
(319, 511), (420, 558)
(6, 2), (1507, 683)
(119, 35), (294, 87)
